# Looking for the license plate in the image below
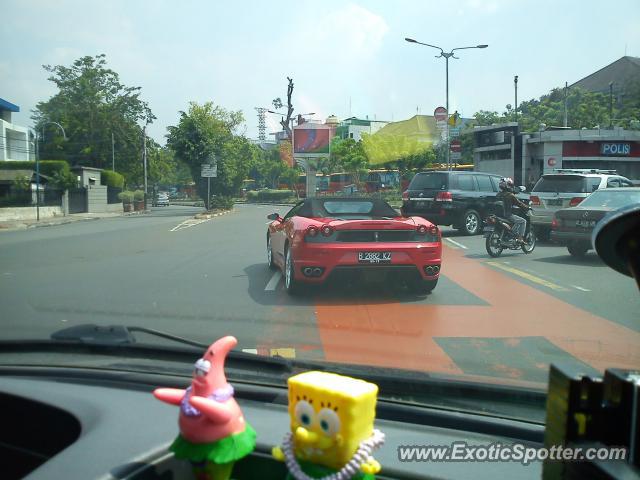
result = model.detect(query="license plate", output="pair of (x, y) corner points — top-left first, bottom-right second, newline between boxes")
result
(575, 220), (596, 228)
(483, 226), (494, 237)
(546, 199), (563, 206)
(358, 252), (392, 264)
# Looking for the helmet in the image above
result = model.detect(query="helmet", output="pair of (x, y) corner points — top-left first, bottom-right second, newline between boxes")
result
(499, 177), (514, 191)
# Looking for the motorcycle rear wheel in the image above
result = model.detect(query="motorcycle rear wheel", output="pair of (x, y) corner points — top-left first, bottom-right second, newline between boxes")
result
(486, 231), (503, 258)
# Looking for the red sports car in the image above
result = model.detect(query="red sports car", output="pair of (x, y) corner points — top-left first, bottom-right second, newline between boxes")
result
(266, 197), (442, 294)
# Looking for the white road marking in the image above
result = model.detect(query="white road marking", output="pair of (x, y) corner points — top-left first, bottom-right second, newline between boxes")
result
(264, 271), (282, 291)
(571, 285), (591, 292)
(445, 238), (468, 249)
(169, 218), (210, 232)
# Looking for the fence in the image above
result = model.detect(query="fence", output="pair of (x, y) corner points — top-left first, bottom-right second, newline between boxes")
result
(0, 188), (63, 208)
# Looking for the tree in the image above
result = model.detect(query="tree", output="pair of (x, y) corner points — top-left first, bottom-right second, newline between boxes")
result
(473, 85), (640, 132)
(272, 77), (294, 138)
(32, 54), (155, 185)
(330, 138), (369, 187)
(167, 102), (250, 201)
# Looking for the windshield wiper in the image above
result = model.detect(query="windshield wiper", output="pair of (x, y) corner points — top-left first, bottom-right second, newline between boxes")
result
(51, 324), (206, 348)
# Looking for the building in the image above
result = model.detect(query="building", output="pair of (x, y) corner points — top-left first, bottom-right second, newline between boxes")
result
(474, 123), (640, 188)
(571, 56), (640, 94)
(0, 98), (33, 162)
(335, 116), (389, 141)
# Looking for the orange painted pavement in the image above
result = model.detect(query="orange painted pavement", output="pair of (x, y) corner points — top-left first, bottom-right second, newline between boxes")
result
(314, 245), (640, 383)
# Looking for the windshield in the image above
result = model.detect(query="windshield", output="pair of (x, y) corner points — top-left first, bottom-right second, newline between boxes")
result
(532, 175), (590, 193)
(2, 0), (640, 424)
(580, 189), (640, 208)
(409, 173), (448, 190)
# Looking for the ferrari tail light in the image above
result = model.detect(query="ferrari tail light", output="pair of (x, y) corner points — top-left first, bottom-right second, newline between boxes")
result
(402, 190), (409, 200)
(428, 225), (439, 236)
(416, 224), (428, 235)
(530, 195), (541, 206)
(320, 225), (334, 237)
(569, 197), (583, 207)
(306, 226), (319, 237)
(435, 191), (453, 202)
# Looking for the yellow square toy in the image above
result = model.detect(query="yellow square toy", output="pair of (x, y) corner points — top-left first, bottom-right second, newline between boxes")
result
(273, 371), (384, 478)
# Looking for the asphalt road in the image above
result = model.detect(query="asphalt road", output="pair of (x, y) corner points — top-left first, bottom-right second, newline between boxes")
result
(0, 204), (638, 387)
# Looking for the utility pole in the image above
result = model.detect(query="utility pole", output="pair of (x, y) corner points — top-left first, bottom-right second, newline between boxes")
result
(143, 126), (148, 209)
(514, 75), (518, 123)
(609, 82), (614, 128)
(564, 82), (568, 128)
(35, 131), (40, 221)
(111, 132), (115, 171)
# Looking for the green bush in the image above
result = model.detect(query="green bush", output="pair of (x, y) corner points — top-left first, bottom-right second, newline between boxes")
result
(50, 170), (79, 190)
(246, 191), (259, 201)
(118, 191), (134, 203)
(0, 160), (70, 177)
(101, 170), (125, 188)
(133, 190), (145, 201)
(256, 189), (294, 202)
(210, 195), (234, 210)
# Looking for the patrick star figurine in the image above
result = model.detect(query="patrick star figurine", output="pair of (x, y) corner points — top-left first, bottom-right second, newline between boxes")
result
(154, 336), (256, 480)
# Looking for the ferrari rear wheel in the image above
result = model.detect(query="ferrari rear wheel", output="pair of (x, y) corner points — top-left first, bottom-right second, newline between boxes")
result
(284, 247), (302, 295)
(267, 235), (275, 270)
(408, 278), (438, 295)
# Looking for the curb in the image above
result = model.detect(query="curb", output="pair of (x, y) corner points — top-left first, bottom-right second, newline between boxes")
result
(194, 209), (234, 220)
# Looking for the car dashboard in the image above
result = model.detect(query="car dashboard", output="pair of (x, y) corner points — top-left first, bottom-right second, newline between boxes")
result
(0, 364), (544, 480)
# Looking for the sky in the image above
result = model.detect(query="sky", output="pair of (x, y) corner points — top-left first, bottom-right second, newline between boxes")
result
(2, 0), (639, 144)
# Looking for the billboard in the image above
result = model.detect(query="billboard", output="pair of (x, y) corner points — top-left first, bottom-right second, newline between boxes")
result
(293, 124), (334, 157)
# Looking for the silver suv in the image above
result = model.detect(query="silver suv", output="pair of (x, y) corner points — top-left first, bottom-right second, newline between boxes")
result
(530, 169), (633, 239)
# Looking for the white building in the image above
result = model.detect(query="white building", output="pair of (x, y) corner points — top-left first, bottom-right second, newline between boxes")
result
(0, 98), (33, 162)
(336, 117), (389, 141)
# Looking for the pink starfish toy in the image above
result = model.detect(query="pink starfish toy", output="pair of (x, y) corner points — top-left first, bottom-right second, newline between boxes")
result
(153, 336), (255, 479)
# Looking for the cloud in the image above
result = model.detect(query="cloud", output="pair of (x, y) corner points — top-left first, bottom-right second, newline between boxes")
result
(465, 0), (501, 13)
(321, 4), (389, 59)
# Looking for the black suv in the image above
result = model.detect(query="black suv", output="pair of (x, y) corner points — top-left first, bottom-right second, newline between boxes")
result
(401, 171), (505, 235)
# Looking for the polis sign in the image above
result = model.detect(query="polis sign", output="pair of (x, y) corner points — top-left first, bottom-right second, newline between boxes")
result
(601, 143), (631, 156)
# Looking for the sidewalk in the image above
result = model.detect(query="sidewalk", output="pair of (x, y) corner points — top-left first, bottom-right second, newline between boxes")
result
(0, 210), (146, 232)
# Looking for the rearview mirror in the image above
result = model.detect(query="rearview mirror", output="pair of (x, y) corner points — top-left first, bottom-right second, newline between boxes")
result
(267, 213), (281, 221)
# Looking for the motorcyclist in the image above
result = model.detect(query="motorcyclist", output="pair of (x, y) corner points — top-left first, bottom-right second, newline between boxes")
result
(496, 177), (529, 244)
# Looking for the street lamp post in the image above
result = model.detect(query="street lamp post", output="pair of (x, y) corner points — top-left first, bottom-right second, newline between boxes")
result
(405, 38), (488, 170)
(36, 121), (67, 221)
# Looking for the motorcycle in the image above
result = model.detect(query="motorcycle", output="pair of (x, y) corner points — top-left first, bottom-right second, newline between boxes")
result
(484, 204), (536, 258)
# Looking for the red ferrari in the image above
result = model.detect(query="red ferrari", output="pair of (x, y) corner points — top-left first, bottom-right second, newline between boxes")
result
(266, 197), (442, 294)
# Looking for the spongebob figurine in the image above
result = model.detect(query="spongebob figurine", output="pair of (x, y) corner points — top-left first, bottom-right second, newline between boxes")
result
(272, 371), (385, 480)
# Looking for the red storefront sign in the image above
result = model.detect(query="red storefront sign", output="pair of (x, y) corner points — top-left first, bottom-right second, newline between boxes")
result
(562, 141), (640, 157)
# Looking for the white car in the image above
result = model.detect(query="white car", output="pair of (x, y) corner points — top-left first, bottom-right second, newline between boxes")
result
(529, 169), (633, 239)
(154, 193), (170, 207)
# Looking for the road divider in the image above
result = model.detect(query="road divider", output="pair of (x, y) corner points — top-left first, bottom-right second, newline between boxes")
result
(264, 271), (282, 291)
(571, 285), (592, 292)
(169, 209), (233, 232)
(169, 218), (211, 232)
(486, 261), (570, 292)
(445, 238), (468, 249)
